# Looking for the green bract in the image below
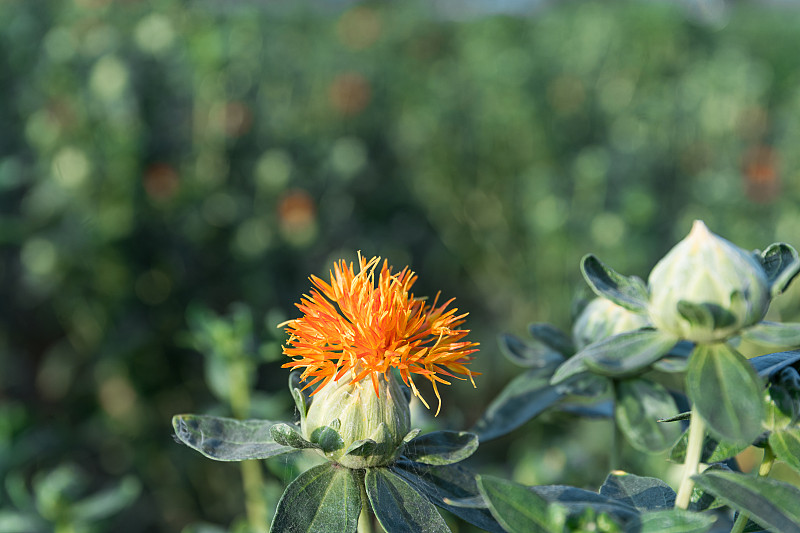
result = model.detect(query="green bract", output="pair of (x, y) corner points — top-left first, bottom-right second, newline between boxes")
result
(647, 220), (770, 343)
(302, 374), (412, 468)
(572, 298), (651, 351)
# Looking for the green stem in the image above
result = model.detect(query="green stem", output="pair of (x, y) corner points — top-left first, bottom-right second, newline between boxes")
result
(675, 406), (705, 509)
(229, 359), (268, 533)
(358, 474), (373, 533)
(730, 446), (776, 533)
(610, 380), (622, 472)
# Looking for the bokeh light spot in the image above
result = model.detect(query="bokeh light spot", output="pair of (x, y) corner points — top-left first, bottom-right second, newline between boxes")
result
(90, 55), (129, 101)
(134, 13), (175, 55)
(330, 137), (367, 178)
(255, 149), (292, 192)
(21, 237), (57, 277)
(278, 189), (317, 246)
(51, 146), (90, 189)
(337, 6), (382, 50)
(329, 72), (371, 115)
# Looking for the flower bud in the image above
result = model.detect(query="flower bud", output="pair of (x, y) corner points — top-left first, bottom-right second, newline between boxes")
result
(572, 298), (650, 350)
(647, 220), (770, 343)
(302, 373), (411, 468)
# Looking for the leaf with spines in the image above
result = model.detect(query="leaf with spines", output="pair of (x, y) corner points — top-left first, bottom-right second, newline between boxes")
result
(365, 468), (450, 533)
(760, 243), (800, 297)
(692, 470), (800, 533)
(172, 415), (295, 461)
(686, 343), (765, 444)
(401, 430), (478, 466)
(269, 463), (361, 533)
(580, 254), (649, 313)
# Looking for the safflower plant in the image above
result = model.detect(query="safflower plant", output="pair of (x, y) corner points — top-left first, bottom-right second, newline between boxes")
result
(173, 255), (502, 533)
(175, 223), (800, 533)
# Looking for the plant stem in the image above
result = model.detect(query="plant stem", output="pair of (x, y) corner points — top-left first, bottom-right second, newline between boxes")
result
(610, 380), (621, 472)
(675, 406), (705, 509)
(729, 445), (776, 533)
(229, 359), (268, 533)
(358, 475), (373, 533)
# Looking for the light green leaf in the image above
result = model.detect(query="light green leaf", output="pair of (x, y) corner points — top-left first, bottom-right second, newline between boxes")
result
(580, 254), (649, 312)
(615, 379), (681, 453)
(270, 463), (361, 533)
(476, 475), (553, 533)
(599, 472), (676, 511)
(639, 509), (715, 533)
(401, 431), (478, 466)
(365, 468), (449, 533)
(686, 343), (765, 444)
(769, 427), (800, 474)
(669, 429), (748, 464)
(742, 322), (800, 348)
(172, 414), (295, 461)
(692, 470), (800, 533)
(552, 330), (677, 383)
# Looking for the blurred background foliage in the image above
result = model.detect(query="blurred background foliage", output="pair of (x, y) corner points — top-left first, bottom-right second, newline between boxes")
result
(2, 0), (800, 530)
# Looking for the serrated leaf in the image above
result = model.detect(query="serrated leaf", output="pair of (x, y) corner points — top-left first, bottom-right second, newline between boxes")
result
(552, 330), (677, 383)
(472, 363), (565, 441)
(742, 322), (800, 348)
(599, 472), (675, 511)
(270, 463), (360, 533)
(692, 470), (800, 533)
(476, 475), (553, 533)
(749, 350), (800, 379)
(580, 254), (649, 312)
(529, 323), (575, 357)
(270, 423), (318, 450)
(401, 431), (478, 466)
(686, 343), (765, 444)
(365, 468), (449, 533)
(391, 462), (504, 533)
(639, 509), (715, 533)
(761, 243), (800, 297)
(615, 379), (681, 453)
(172, 415), (295, 461)
(769, 428), (800, 474)
(498, 333), (564, 367)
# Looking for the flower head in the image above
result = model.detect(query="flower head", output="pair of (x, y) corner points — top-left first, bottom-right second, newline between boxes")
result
(281, 254), (479, 415)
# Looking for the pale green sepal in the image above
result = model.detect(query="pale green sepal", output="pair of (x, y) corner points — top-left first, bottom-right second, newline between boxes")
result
(580, 254), (649, 313)
(761, 242), (800, 297)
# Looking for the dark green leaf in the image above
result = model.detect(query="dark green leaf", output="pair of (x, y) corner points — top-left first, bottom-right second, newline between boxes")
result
(761, 243), (800, 297)
(270, 463), (361, 533)
(742, 322), (800, 348)
(638, 509), (715, 533)
(172, 415), (295, 461)
(659, 412), (692, 423)
(391, 462), (504, 533)
(580, 254), (649, 312)
(472, 364), (565, 441)
(343, 438), (378, 458)
(693, 470), (800, 533)
(498, 333), (564, 367)
(769, 428), (800, 474)
(552, 329), (677, 382)
(749, 350), (800, 379)
(529, 323), (575, 357)
(530, 485), (639, 525)
(270, 423), (318, 450)
(309, 424), (345, 453)
(599, 472), (676, 511)
(687, 343), (765, 444)
(476, 475), (552, 533)
(365, 468), (449, 533)
(615, 379), (681, 453)
(401, 431), (478, 466)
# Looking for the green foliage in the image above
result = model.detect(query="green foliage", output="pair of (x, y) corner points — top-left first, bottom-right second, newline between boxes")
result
(580, 255), (649, 313)
(365, 468), (450, 533)
(614, 379), (681, 453)
(172, 415), (296, 461)
(686, 343), (765, 444)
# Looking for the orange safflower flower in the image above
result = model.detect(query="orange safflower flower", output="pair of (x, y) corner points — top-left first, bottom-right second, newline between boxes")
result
(281, 254), (479, 415)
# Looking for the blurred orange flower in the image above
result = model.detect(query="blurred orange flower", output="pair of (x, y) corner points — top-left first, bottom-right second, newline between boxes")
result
(281, 254), (478, 414)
